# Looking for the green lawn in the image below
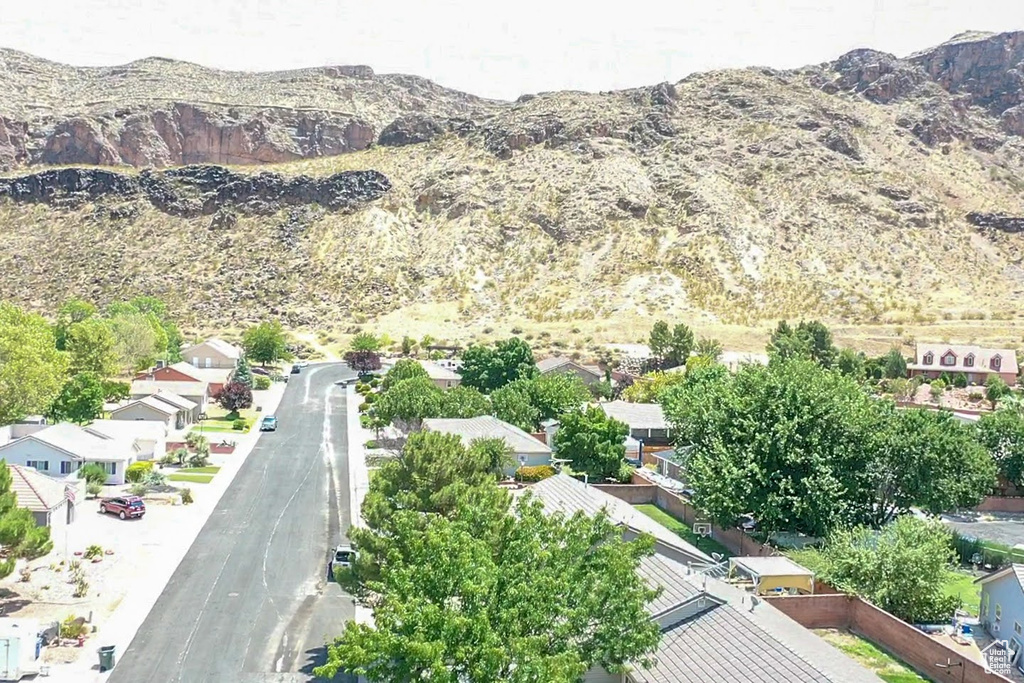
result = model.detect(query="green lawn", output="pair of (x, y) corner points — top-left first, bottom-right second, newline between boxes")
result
(941, 569), (981, 616)
(633, 504), (734, 559)
(180, 466), (221, 474)
(169, 473), (215, 484)
(816, 630), (927, 683)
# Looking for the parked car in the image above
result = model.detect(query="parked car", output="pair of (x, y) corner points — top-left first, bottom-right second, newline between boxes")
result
(100, 496), (146, 520)
(252, 367), (271, 376)
(297, 360), (309, 368)
(260, 415), (278, 432)
(329, 544), (356, 577)
(291, 364), (301, 374)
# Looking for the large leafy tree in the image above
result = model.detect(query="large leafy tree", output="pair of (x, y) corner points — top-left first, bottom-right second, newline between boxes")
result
(438, 385), (491, 419)
(66, 318), (118, 377)
(527, 373), (590, 423)
(818, 517), (958, 623)
(0, 304), (68, 425)
(986, 375), (1011, 409)
(217, 381), (253, 413)
(323, 431), (660, 681)
(869, 406), (995, 524)
(552, 406), (629, 480)
(373, 376), (442, 426)
(345, 350), (382, 375)
(648, 321), (672, 360)
(648, 321), (694, 368)
(242, 321), (289, 365)
(350, 332), (382, 352)
(979, 407), (1024, 487)
(127, 296), (182, 360)
(108, 311), (160, 372)
(469, 437), (514, 476)
(459, 338), (537, 393)
(620, 371), (686, 403)
(836, 348), (866, 380)
(233, 356), (254, 388)
(665, 360), (879, 537)
(0, 463), (53, 577)
(48, 372), (105, 424)
(882, 347), (908, 379)
(54, 298), (98, 351)
(767, 320), (836, 368)
(381, 359), (428, 391)
(491, 381), (541, 431)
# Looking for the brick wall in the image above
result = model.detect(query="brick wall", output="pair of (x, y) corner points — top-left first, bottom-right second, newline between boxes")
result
(767, 594), (1014, 683)
(592, 483), (656, 504)
(975, 496), (1024, 512)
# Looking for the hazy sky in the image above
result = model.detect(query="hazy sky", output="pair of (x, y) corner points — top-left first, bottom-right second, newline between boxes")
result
(4, 1), (1023, 99)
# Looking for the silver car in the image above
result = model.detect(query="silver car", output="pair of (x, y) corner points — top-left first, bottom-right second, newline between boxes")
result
(329, 545), (356, 576)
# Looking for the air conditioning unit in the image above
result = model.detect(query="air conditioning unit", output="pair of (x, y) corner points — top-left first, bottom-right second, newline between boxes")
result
(994, 624), (1001, 633)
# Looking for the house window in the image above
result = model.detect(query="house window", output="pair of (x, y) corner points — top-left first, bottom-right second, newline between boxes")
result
(1016, 622), (1022, 635)
(923, 352), (934, 365)
(965, 354), (975, 367)
(60, 461), (77, 475)
(192, 356), (199, 367)
(26, 460), (48, 472)
(205, 357), (212, 368)
(993, 355), (1002, 371)
(997, 603), (1003, 621)
(941, 352), (957, 366)
(97, 462), (117, 476)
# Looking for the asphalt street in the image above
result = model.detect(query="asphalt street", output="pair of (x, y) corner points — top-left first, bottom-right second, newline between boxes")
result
(109, 363), (358, 683)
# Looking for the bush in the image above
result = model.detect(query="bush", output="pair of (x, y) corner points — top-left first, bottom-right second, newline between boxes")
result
(83, 545), (103, 560)
(188, 452), (209, 468)
(60, 615), (88, 640)
(953, 372), (968, 389)
(129, 483), (147, 497)
(356, 383), (370, 395)
(359, 402), (370, 413)
(232, 418), (247, 431)
(158, 453), (177, 466)
(615, 463), (636, 483)
(72, 577), (89, 598)
(125, 461), (154, 483)
(254, 375), (271, 390)
(368, 377), (380, 388)
(143, 470), (167, 488)
(365, 440), (379, 449)
(179, 488), (194, 505)
(173, 447), (189, 465)
(363, 392), (377, 404)
(78, 463), (108, 487)
(86, 482), (102, 498)
(969, 391), (984, 401)
(516, 465), (556, 482)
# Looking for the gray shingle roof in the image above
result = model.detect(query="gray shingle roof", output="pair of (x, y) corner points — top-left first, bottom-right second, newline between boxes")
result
(0, 423), (116, 461)
(131, 381), (207, 401)
(423, 416), (551, 454)
(184, 338), (241, 359)
(149, 390), (197, 411)
(418, 360), (461, 381)
(525, 474), (710, 563)
(600, 401), (669, 430)
(639, 552), (702, 615)
(168, 362), (233, 384)
(110, 396), (178, 417)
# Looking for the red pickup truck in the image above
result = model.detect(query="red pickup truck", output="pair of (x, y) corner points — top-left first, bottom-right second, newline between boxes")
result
(99, 496), (146, 520)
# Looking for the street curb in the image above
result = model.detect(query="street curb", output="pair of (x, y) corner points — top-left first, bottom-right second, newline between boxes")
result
(346, 385), (368, 531)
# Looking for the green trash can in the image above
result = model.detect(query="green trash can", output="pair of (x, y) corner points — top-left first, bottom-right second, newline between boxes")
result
(98, 645), (116, 672)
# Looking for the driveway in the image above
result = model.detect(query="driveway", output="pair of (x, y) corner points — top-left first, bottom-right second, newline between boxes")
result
(108, 363), (357, 682)
(942, 511), (1024, 548)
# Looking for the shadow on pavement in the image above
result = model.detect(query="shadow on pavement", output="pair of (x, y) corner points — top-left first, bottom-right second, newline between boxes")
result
(300, 644), (356, 682)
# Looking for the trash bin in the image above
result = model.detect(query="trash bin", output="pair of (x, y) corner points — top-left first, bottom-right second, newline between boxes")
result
(98, 645), (116, 672)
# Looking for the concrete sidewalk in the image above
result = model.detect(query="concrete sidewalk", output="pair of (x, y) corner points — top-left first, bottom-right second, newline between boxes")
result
(43, 384), (288, 682)
(344, 386), (374, 628)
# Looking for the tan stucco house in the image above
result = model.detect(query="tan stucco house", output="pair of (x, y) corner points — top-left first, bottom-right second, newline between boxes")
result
(907, 343), (1018, 385)
(536, 356), (604, 386)
(182, 338), (242, 369)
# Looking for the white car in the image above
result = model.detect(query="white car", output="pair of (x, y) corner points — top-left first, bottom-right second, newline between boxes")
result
(329, 544), (356, 576)
(297, 360), (309, 368)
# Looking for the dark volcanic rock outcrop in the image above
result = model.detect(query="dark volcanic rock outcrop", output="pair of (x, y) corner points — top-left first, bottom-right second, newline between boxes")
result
(966, 211), (1024, 233)
(0, 165), (391, 216)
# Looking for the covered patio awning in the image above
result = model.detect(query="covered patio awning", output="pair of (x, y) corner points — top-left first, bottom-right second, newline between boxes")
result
(729, 555), (815, 595)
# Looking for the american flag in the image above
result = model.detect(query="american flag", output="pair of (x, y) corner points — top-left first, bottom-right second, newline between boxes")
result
(65, 485), (76, 504)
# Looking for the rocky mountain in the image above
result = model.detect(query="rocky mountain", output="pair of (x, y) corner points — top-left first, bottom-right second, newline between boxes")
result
(2, 31), (1024, 346)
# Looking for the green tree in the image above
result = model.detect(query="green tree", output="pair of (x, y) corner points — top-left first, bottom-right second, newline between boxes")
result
(980, 407), (1024, 486)
(350, 332), (381, 352)
(48, 372), (105, 424)
(459, 338), (537, 393)
(929, 379), (945, 402)
(527, 373), (590, 423)
(620, 371), (686, 403)
(65, 318), (118, 377)
(108, 311), (160, 372)
(78, 463), (109, 487)
(373, 376), (442, 426)
(468, 437), (514, 476)
(381, 359), (428, 391)
(869, 406), (995, 524)
(693, 336), (723, 361)
(242, 321), (289, 366)
(836, 348), (866, 380)
(552, 406), (629, 480)
(648, 321), (672, 360)
(766, 320), (810, 362)
(987, 375), (1011, 409)
(400, 336), (416, 356)
(665, 323), (695, 368)
(882, 347), (908, 379)
(491, 381), (541, 431)
(818, 516), (958, 623)
(54, 298), (97, 351)
(0, 463), (53, 577)
(767, 320), (836, 368)
(218, 381), (253, 413)
(887, 377), (916, 402)
(0, 304), (68, 425)
(438, 385), (491, 419)
(233, 356), (254, 388)
(101, 380), (130, 402)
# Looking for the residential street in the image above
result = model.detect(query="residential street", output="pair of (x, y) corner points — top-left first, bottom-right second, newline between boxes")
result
(109, 363), (358, 683)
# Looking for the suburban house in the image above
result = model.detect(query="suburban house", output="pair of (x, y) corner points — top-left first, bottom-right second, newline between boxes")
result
(978, 565), (1024, 661)
(536, 356), (604, 386)
(109, 395), (185, 430)
(84, 420), (166, 461)
(418, 360), (462, 389)
(907, 343), (1018, 385)
(599, 400), (673, 446)
(525, 475), (882, 683)
(422, 415), (552, 475)
(182, 338), (242, 369)
(9, 464), (81, 530)
(135, 361), (234, 396)
(0, 422), (157, 485)
(130, 381), (208, 421)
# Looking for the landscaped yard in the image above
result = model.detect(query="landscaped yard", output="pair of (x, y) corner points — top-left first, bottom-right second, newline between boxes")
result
(633, 504), (734, 559)
(167, 466), (221, 484)
(941, 569), (981, 616)
(191, 406), (259, 434)
(815, 629), (927, 683)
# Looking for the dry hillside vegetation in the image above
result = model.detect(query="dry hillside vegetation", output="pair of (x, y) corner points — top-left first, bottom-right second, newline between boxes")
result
(1, 32), (1024, 349)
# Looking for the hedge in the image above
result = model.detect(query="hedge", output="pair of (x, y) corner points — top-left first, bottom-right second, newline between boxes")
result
(126, 461), (155, 483)
(516, 465), (556, 482)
